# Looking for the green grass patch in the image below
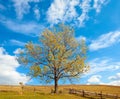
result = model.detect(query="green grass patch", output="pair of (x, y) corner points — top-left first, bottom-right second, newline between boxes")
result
(0, 94), (87, 99)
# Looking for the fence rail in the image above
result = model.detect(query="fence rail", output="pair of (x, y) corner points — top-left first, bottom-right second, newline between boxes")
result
(69, 89), (120, 99)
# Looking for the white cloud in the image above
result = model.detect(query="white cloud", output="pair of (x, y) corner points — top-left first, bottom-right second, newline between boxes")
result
(87, 75), (102, 84)
(76, 36), (86, 41)
(108, 73), (120, 86)
(86, 58), (120, 76)
(87, 74), (120, 86)
(14, 48), (24, 54)
(77, 13), (89, 27)
(34, 6), (40, 20)
(108, 81), (120, 86)
(0, 47), (29, 85)
(77, 0), (91, 26)
(0, 16), (44, 36)
(12, 0), (40, 19)
(89, 31), (120, 51)
(47, 0), (109, 26)
(30, 0), (40, 2)
(10, 39), (26, 46)
(93, 0), (109, 13)
(1, 0), (109, 27)
(64, 0), (79, 21)
(1, 40), (26, 47)
(12, 0), (30, 19)
(108, 73), (120, 81)
(47, 0), (79, 25)
(0, 47), (7, 54)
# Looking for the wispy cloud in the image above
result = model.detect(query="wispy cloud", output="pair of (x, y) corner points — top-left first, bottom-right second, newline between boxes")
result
(89, 31), (120, 51)
(0, 15), (44, 36)
(12, 0), (40, 19)
(33, 5), (40, 20)
(14, 48), (24, 54)
(77, 0), (91, 27)
(1, 40), (26, 47)
(47, 0), (109, 26)
(9, 39), (26, 46)
(108, 73), (120, 86)
(76, 36), (86, 42)
(1, 0), (109, 27)
(87, 75), (102, 84)
(47, 0), (79, 25)
(0, 47), (29, 85)
(87, 73), (120, 86)
(108, 73), (120, 81)
(86, 58), (120, 76)
(12, 0), (30, 19)
(93, 0), (109, 13)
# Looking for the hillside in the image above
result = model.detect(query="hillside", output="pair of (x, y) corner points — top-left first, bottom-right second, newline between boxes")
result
(0, 85), (120, 95)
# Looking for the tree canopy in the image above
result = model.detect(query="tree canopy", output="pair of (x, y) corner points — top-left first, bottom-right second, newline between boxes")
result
(17, 24), (89, 93)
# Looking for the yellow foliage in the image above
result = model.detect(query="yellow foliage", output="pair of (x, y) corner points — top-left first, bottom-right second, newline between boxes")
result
(17, 24), (89, 93)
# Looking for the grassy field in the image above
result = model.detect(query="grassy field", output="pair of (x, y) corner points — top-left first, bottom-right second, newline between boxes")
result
(0, 93), (87, 99)
(0, 89), (87, 99)
(0, 85), (120, 99)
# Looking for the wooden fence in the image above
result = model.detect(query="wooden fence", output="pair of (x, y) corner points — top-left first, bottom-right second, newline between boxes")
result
(69, 89), (120, 99)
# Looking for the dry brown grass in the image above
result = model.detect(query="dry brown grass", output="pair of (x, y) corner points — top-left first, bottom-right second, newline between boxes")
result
(59, 85), (120, 95)
(0, 85), (120, 96)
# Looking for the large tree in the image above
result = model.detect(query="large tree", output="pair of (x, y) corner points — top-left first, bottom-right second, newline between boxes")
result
(17, 24), (89, 93)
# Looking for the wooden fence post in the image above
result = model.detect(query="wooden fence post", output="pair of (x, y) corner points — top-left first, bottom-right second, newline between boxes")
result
(69, 89), (72, 94)
(95, 92), (97, 96)
(34, 87), (36, 94)
(82, 90), (85, 97)
(68, 89), (119, 99)
(115, 94), (118, 99)
(100, 91), (102, 99)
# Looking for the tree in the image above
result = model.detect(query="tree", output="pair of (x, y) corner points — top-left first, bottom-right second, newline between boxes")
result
(17, 24), (89, 93)
(19, 82), (24, 95)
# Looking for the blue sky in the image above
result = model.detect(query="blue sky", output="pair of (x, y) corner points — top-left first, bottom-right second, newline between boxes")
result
(0, 0), (120, 86)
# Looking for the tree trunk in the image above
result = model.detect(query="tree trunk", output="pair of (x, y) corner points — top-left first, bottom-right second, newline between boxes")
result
(54, 77), (58, 93)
